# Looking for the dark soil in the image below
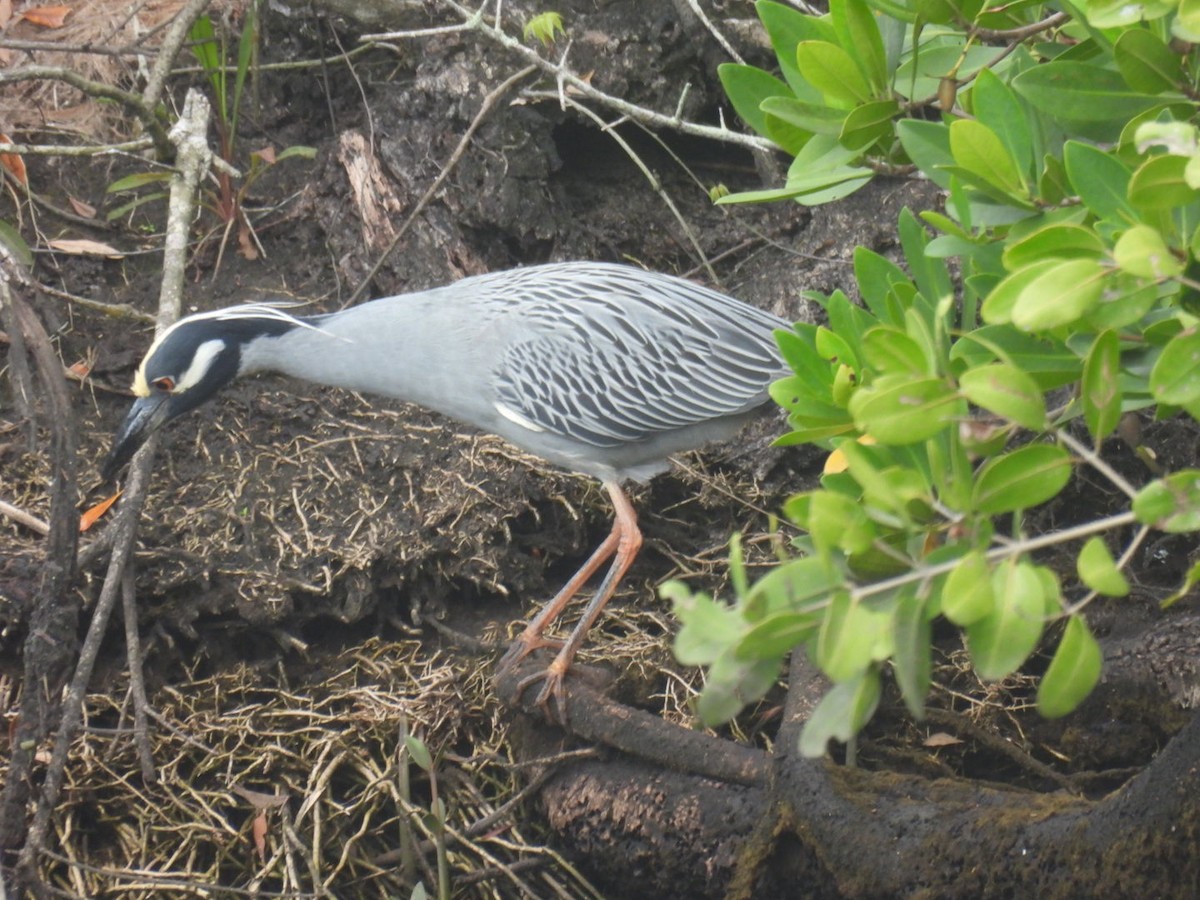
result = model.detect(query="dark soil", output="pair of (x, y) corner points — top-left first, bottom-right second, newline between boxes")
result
(1, 0), (1199, 896)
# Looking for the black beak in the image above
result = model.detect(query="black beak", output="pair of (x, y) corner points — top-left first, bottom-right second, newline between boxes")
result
(101, 393), (174, 484)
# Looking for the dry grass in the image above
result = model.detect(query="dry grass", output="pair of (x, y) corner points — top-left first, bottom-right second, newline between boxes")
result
(32, 636), (608, 898)
(0, 0), (241, 136)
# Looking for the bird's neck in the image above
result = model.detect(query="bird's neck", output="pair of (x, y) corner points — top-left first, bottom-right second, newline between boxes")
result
(237, 295), (486, 417)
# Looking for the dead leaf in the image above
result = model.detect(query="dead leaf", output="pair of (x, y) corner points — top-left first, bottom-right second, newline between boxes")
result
(20, 4), (71, 27)
(68, 196), (97, 219)
(231, 784), (289, 809)
(0, 0), (12, 29)
(237, 224), (258, 260)
(923, 732), (962, 748)
(48, 238), (123, 259)
(80, 491), (121, 533)
(0, 134), (27, 187)
(252, 811), (268, 863)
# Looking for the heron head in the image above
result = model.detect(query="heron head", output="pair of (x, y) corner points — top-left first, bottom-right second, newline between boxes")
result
(102, 307), (301, 483)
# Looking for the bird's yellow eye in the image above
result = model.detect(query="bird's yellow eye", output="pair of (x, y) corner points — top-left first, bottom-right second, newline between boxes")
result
(152, 376), (176, 392)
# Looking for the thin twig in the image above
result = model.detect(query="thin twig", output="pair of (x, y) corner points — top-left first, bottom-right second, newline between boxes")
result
(0, 67), (169, 157)
(0, 269), (81, 879)
(17, 88), (215, 882)
(0, 137), (156, 157)
(390, 0), (774, 154)
(346, 64), (538, 305)
(678, 0), (746, 64)
(561, 97), (716, 280)
(120, 569), (158, 784)
(141, 0), (213, 113)
(35, 283), (157, 323)
(923, 707), (1080, 794)
(1055, 427), (1139, 500)
(0, 498), (49, 535)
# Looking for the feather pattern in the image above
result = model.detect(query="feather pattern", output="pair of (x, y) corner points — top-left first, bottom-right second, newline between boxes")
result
(484, 263), (789, 449)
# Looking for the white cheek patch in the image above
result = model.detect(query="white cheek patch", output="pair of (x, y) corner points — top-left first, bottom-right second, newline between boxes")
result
(132, 364), (150, 397)
(175, 339), (226, 392)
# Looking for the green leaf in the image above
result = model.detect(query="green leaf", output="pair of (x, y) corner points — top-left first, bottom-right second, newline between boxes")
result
(1013, 61), (1178, 127)
(1077, 536), (1130, 597)
(742, 555), (843, 620)
(230, 0), (257, 139)
(1113, 224), (1183, 279)
(969, 68), (1033, 180)
(899, 208), (952, 302)
(696, 651), (780, 724)
(1037, 615), (1102, 718)
(0, 221), (33, 269)
(718, 64), (796, 141)
(1002, 224), (1105, 270)
(861, 326), (929, 375)
(760, 96), (847, 135)
(816, 592), (885, 681)
(1011, 258), (1106, 330)
(1149, 330), (1200, 405)
(1085, 272), (1161, 330)
(816, 324), (860, 370)
(737, 612), (821, 660)
(896, 119), (954, 190)
(1063, 141), (1136, 223)
(775, 328), (834, 397)
(796, 41), (872, 106)
(523, 11), (565, 45)
(1082, 330), (1122, 443)
(832, 0), (889, 94)
(1128, 154), (1200, 210)
(972, 444), (1072, 514)
(756, 0), (838, 97)
(966, 559), (1045, 681)
(854, 246), (913, 322)
(798, 667), (882, 757)
(1133, 470), (1200, 532)
(1114, 28), (1185, 93)
(272, 145), (318, 163)
(667, 582), (742, 665)
(1086, 0), (1175, 27)
(941, 551), (994, 626)
(806, 490), (876, 554)
(1161, 560), (1200, 609)
(106, 171), (174, 193)
(105, 192), (169, 222)
(948, 118), (1026, 198)
(1174, 0), (1200, 41)
(404, 734), (433, 772)
(892, 588), (931, 720)
(839, 99), (901, 151)
(981, 259), (1059, 325)
(848, 374), (965, 444)
(951, 325), (1081, 389)
(189, 15), (226, 123)
(958, 362), (1046, 430)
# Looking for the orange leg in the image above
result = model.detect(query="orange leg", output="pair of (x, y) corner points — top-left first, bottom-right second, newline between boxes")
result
(497, 480), (643, 722)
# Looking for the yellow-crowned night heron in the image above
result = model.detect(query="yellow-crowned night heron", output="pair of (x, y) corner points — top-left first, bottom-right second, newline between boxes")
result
(103, 261), (790, 716)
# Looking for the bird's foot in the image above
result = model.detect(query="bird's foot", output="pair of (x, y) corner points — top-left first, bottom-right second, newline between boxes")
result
(513, 658), (571, 726)
(495, 635), (573, 725)
(495, 630), (563, 678)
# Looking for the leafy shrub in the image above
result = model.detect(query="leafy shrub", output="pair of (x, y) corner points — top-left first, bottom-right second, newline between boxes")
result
(670, 0), (1200, 755)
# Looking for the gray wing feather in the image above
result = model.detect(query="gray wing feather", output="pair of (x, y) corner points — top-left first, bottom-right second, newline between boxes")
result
(491, 265), (788, 449)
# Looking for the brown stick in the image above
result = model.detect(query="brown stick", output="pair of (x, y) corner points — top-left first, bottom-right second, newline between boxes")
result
(0, 278), (81, 863)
